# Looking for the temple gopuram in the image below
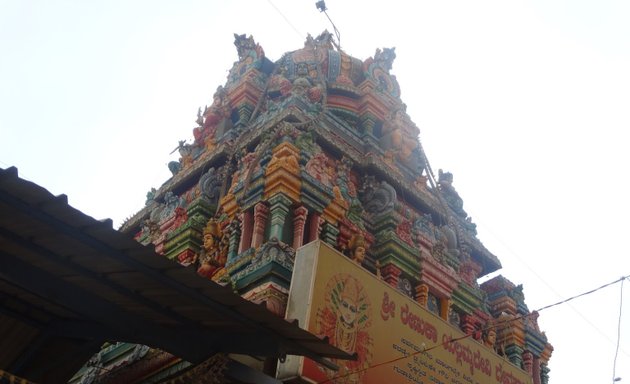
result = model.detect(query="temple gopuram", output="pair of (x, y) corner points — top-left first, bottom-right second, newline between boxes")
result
(71, 32), (553, 384)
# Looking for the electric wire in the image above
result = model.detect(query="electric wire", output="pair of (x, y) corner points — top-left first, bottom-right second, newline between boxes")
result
(473, 215), (630, 358)
(265, 0), (304, 39)
(612, 277), (625, 383)
(317, 273), (630, 384)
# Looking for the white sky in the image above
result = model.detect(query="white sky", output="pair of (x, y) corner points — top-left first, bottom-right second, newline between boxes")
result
(1, 1), (629, 382)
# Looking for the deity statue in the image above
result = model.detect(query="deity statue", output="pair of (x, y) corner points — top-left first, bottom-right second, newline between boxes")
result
(193, 86), (231, 147)
(197, 219), (227, 278)
(484, 327), (497, 349)
(347, 233), (367, 265)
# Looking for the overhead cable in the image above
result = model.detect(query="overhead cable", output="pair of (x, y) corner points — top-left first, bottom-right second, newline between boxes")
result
(266, 0), (304, 39)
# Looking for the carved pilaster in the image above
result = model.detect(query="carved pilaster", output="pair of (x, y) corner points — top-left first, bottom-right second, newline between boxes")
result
(415, 283), (429, 308)
(440, 298), (451, 321)
(268, 194), (292, 242)
(306, 212), (322, 243)
(505, 344), (524, 369)
(227, 217), (241, 264)
(252, 202), (269, 248)
(540, 363), (550, 384)
(532, 357), (542, 384)
(238, 209), (254, 253)
(292, 206), (308, 249)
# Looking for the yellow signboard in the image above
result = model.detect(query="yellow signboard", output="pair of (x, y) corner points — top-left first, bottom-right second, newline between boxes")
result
(277, 241), (531, 384)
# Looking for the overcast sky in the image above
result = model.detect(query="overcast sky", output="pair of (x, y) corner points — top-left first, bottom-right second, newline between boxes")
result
(1, 1), (629, 382)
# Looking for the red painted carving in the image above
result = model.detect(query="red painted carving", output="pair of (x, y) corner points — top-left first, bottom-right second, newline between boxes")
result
(396, 218), (414, 246)
(381, 263), (402, 288)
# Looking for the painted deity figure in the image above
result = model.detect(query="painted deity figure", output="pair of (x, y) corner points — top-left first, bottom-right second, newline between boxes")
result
(228, 150), (258, 194)
(316, 274), (373, 384)
(197, 219), (227, 278)
(305, 151), (336, 187)
(193, 86), (230, 147)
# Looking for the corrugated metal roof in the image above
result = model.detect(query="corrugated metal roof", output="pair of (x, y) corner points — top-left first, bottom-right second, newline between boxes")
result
(0, 167), (351, 383)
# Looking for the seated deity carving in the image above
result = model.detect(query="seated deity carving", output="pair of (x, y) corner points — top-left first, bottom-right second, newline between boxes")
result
(197, 219), (228, 278)
(192, 86), (231, 148)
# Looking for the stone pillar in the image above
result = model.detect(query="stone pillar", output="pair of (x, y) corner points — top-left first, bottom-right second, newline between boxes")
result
(440, 298), (451, 321)
(238, 209), (254, 253)
(292, 206), (308, 250)
(320, 221), (339, 247)
(306, 212), (322, 243)
(522, 350), (533, 375)
(505, 345), (524, 369)
(252, 202), (269, 248)
(532, 357), (542, 384)
(540, 363), (550, 384)
(381, 264), (402, 288)
(268, 194), (292, 243)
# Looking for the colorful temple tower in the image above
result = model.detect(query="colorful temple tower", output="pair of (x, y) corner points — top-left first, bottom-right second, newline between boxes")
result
(74, 32), (552, 383)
